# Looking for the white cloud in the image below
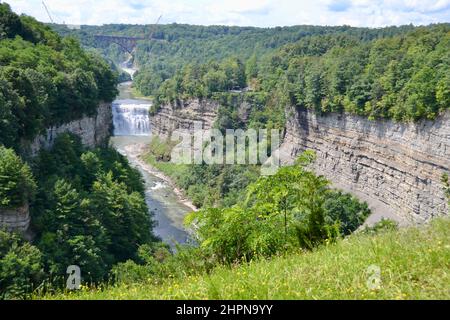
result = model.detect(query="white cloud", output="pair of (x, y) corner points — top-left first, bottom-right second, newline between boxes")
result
(5, 0), (450, 27)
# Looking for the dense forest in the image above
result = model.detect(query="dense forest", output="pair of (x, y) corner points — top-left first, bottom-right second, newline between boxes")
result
(0, 4), (155, 299)
(0, 3), (117, 150)
(149, 25), (449, 122)
(53, 22), (449, 122)
(1, 2), (448, 300)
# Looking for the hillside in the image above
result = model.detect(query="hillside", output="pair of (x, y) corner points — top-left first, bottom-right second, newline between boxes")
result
(0, 3), (118, 150)
(1, 2), (449, 302)
(46, 218), (449, 300)
(0, 3), (157, 299)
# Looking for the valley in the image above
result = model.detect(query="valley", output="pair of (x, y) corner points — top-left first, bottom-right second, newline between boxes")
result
(0, 1), (448, 301)
(110, 77), (193, 245)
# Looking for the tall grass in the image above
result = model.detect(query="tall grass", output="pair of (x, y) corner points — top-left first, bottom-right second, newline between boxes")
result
(43, 218), (450, 300)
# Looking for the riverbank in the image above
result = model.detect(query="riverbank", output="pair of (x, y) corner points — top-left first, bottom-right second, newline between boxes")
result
(123, 142), (198, 212)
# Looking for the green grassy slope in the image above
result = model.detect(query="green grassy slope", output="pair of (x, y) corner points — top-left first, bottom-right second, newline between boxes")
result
(44, 218), (449, 300)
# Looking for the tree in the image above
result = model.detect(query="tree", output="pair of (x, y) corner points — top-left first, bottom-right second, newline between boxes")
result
(245, 54), (258, 82)
(89, 172), (154, 263)
(0, 76), (20, 148)
(185, 151), (349, 263)
(36, 179), (108, 280)
(323, 191), (371, 235)
(0, 146), (36, 208)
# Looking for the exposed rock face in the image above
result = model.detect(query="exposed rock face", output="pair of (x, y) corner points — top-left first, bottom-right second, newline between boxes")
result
(150, 99), (219, 137)
(0, 204), (30, 233)
(149, 98), (449, 223)
(279, 106), (450, 224)
(1, 103), (113, 234)
(26, 102), (112, 156)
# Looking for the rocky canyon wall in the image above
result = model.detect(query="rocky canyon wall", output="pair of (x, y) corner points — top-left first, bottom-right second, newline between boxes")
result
(279, 106), (450, 224)
(0, 204), (30, 235)
(26, 102), (112, 156)
(150, 99), (219, 138)
(0, 102), (113, 234)
(149, 98), (449, 224)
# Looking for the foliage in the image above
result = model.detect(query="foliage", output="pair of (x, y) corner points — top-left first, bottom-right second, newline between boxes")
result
(30, 133), (156, 283)
(323, 191), (371, 235)
(0, 136), (155, 298)
(0, 3), (118, 149)
(147, 136), (178, 161)
(257, 25), (450, 121)
(46, 218), (450, 300)
(144, 149), (260, 208)
(362, 218), (399, 235)
(0, 230), (44, 299)
(112, 243), (214, 285)
(59, 21), (449, 123)
(0, 146), (36, 208)
(55, 22), (416, 95)
(184, 151), (369, 263)
(104, 24), (450, 127)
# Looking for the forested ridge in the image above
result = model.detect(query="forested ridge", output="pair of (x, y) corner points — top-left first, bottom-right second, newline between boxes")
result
(53, 22), (449, 122)
(0, 4), (156, 299)
(0, 2), (448, 300)
(0, 3), (118, 150)
(150, 24), (449, 122)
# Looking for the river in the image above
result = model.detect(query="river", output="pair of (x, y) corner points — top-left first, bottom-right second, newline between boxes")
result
(109, 76), (192, 247)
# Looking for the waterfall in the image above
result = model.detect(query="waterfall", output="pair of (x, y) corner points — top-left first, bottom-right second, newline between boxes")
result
(112, 102), (151, 136)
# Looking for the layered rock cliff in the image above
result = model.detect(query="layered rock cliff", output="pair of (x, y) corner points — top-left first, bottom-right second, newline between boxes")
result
(0, 204), (30, 234)
(1, 102), (113, 234)
(26, 102), (112, 156)
(149, 98), (449, 224)
(279, 106), (450, 224)
(150, 99), (219, 137)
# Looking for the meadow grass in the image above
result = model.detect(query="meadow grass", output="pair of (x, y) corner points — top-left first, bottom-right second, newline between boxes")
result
(43, 218), (450, 300)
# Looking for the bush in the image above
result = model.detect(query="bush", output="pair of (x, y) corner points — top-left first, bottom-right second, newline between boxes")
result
(0, 230), (44, 299)
(324, 191), (371, 235)
(112, 243), (214, 284)
(362, 218), (399, 235)
(147, 136), (177, 162)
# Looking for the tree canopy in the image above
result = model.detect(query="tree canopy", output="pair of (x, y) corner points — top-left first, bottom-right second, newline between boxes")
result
(0, 3), (118, 149)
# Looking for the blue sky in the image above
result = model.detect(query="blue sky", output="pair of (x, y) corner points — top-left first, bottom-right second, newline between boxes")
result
(5, 0), (450, 27)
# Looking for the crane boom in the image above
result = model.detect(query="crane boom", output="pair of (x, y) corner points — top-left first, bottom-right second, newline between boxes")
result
(42, 1), (54, 23)
(148, 15), (162, 40)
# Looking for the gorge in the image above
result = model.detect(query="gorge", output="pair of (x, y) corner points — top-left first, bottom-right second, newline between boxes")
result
(110, 78), (192, 245)
(148, 98), (450, 224)
(1, 2), (449, 300)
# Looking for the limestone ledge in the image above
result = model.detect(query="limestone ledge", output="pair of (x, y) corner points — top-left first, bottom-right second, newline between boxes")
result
(279, 107), (450, 223)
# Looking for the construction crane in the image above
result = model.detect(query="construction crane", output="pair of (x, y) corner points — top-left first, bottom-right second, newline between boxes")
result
(42, 1), (54, 23)
(148, 15), (162, 40)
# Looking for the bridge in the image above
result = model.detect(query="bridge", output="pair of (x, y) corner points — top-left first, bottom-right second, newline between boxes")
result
(93, 35), (148, 54)
(94, 16), (164, 54)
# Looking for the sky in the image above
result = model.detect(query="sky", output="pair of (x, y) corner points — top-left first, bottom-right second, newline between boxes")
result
(4, 0), (450, 27)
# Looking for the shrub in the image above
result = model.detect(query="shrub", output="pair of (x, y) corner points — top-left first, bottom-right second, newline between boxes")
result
(362, 218), (399, 235)
(323, 191), (371, 235)
(0, 229), (44, 299)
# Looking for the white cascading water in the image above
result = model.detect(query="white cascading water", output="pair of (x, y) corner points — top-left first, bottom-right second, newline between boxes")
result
(112, 102), (151, 136)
